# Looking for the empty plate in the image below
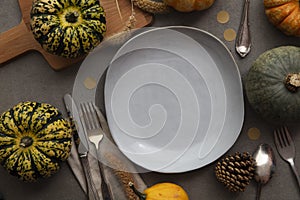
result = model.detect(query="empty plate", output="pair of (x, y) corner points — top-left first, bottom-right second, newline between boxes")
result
(72, 26), (244, 173)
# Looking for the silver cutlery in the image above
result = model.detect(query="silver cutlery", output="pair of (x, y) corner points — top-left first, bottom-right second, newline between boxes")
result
(80, 102), (111, 200)
(274, 126), (300, 190)
(253, 144), (276, 200)
(235, 0), (251, 58)
(63, 94), (100, 200)
(80, 102), (105, 151)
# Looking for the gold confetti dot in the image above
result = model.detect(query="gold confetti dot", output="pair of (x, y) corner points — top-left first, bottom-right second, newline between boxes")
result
(83, 77), (97, 90)
(217, 10), (230, 24)
(247, 127), (261, 140)
(224, 28), (236, 41)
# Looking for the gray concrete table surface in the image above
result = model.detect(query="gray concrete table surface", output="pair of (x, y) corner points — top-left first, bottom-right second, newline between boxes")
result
(1, 0), (300, 199)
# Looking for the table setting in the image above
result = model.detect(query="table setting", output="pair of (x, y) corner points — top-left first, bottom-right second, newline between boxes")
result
(0, 0), (300, 199)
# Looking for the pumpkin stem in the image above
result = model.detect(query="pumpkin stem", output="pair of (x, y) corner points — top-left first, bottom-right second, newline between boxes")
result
(65, 11), (79, 23)
(128, 182), (147, 200)
(20, 136), (33, 148)
(285, 73), (300, 93)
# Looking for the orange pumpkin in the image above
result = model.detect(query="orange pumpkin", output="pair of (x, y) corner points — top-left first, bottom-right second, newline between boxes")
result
(164, 0), (215, 12)
(264, 0), (300, 36)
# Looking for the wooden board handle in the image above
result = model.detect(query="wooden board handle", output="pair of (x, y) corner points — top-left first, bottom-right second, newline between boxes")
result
(0, 20), (37, 64)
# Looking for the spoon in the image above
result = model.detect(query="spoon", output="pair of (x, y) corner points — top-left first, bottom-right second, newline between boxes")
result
(235, 0), (251, 58)
(253, 143), (276, 200)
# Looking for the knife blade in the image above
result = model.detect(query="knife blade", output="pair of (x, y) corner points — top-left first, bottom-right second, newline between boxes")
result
(63, 93), (100, 200)
(63, 94), (89, 155)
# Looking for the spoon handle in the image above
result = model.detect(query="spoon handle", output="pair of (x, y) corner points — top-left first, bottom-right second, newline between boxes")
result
(235, 0), (251, 58)
(256, 183), (262, 200)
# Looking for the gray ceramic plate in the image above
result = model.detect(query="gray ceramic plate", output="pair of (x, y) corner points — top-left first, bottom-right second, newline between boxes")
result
(72, 26), (244, 173)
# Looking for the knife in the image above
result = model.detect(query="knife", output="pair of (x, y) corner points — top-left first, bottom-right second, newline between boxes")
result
(63, 94), (100, 200)
(64, 94), (89, 154)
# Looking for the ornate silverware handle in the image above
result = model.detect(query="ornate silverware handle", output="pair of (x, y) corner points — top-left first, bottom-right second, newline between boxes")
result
(80, 155), (101, 200)
(235, 0), (251, 58)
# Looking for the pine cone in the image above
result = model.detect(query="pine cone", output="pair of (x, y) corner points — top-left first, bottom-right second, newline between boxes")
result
(215, 152), (256, 192)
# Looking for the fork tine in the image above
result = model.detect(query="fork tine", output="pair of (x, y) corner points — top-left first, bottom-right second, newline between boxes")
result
(86, 102), (96, 129)
(88, 102), (100, 129)
(280, 126), (288, 147)
(81, 103), (91, 130)
(90, 103), (101, 129)
(283, 126), (292, 146)
(279, 127), (287, 147)
(81, 102), (101, 130)
(283, 126), (295, 153)
(274, 129), (281, 148)
(276, 126), (289, 147)
(88, 102), (97, 130)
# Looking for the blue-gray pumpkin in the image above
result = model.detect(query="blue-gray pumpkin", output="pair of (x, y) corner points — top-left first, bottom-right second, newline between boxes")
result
(245, 46), (300, 123)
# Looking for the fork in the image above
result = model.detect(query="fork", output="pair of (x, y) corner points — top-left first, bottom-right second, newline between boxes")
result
(274, 126), (300, 190)
(80, 102), (111, 200)
(80, 102), (104, 150)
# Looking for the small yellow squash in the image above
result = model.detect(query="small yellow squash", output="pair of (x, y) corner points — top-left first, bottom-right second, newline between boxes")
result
(129, 182), (189, 200)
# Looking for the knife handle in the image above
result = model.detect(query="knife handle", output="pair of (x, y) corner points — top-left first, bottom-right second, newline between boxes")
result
(80, 155), (100, 200)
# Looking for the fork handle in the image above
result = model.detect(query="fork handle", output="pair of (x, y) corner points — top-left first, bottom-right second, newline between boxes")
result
(288, 159), (300, 190)
(81, 156), (100, 200)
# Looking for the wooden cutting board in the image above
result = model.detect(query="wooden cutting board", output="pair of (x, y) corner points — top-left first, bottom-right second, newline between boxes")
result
(0, 0), (153, 70)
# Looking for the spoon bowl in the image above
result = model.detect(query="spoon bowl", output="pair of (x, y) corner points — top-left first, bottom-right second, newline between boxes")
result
(253, 143), (276, 200)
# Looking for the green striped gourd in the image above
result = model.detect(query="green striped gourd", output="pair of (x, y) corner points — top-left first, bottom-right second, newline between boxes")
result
(0, 102), (72, 182)
(30, 0), (106, 58)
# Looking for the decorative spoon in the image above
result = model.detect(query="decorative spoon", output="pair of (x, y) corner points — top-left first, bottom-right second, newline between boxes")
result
(253, 143), (276, 200)
(235, 0), (251, 58)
